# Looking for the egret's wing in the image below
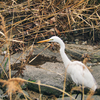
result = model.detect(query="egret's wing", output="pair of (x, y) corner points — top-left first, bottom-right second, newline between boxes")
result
(67, 61), (97, 91)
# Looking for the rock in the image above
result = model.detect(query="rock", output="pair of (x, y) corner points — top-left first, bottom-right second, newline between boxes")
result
(23, 46), (100, 96)
(23, 62), (65, 97)
(0, 89), (3, 95)
(57, 94), (100, 100)
(91, 58), (98, 63)
(65, 44), (100, 63)
(82, 41), (87, 45)
(0, 89), (4, 100)
(75, 39), (79, 44)
(0, 89), (8, 99)
(17, 90), (29, 99)
(65, 41), (68, 44)
(1, 44), (100, 97)
(86, 62), (93, 66)
(23, 61), (100, 96)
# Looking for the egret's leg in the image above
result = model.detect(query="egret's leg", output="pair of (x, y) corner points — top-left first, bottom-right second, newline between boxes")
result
(75, 91), (83, 99)
(75, 91), (80, 99)
(75, 85), (83, 100)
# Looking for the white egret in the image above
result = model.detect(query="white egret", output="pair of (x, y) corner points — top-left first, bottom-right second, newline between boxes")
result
(37, 36), (97, 99)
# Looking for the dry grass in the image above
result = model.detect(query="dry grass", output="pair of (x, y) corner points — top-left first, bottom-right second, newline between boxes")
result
(86, 90), (95, 100)
(0, 0), (99, 99)
(0, 78), (24, 94)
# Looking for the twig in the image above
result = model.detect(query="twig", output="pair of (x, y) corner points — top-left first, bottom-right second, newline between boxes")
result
(29, 43), (51, 63)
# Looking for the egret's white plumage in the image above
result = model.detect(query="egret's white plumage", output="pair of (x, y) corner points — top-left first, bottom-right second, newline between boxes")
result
(38, 36), (97, 91)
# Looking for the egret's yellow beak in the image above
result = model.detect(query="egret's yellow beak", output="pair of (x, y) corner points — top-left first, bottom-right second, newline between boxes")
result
(37, 39), (51, 43)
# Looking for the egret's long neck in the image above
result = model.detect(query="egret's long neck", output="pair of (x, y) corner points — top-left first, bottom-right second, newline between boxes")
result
(59, 40), (71, 67)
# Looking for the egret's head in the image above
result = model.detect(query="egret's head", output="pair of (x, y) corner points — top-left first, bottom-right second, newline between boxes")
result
(37, 36), (61, 43)
(37, 36), (65, 49)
